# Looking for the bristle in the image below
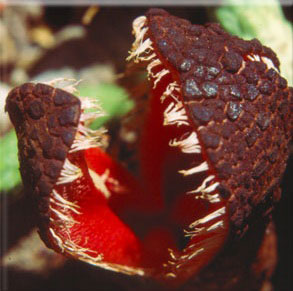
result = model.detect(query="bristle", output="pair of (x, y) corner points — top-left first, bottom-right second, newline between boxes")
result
(261, 56), (278, 71)
(146, 57), (170, 88)
(57, 159), (83, 185)
(201, 182), (219, 194)
(163, 102), (189, 127)
(238, 60), (246, 74)
(70, 124), (107, 153)
(152, 69), (170, 88)
(132, 16), (147, 39)
(184, 227), (205, 237)
(179, 161), (209, 176)
(81, 97), (104, 112)
(189, 207), (226, 229)
(92, 262), (145, 276)
(169, 132), (201, 154)
(146, 58), (162, 76)
(50, 224), (145, 276)
(166, 272), (177, 278)
(62, 239), (103, 261)
(247, 54), (260, 62)
(245, 54), (278, 71)
(188, 175), (215, 194)
(127, 38), (154, 63)
(80, 97), (106, 125)
(161, 81), (180, 103)
(186, 247), (204, 260)
(50, 197), (81, 215)
(49, 228), (65, 252)
(52, 189), (81, 209)
(64, 235), (146, 276)
(185, 219), (224, 238)
(138, 53), (157, 62)
(184, 208), (226, 239)
(199, 193), (221, 203)
(187, 175), (220, 203)
(206, 221), (224, 231)
(126, 16), (154, 63)
(242, 54), (278, 73)
(49, 189), (81, 229)
(49, 204), (80, 228)
(165, 244), (205, 274)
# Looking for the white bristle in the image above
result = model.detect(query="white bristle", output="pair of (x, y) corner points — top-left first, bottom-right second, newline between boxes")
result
(179, 161), (209, 176)
(57, 159), (83, 185)
(163, 102), (189, 127)
(189, 207), (226, 228)
(169, 132), (201, 154)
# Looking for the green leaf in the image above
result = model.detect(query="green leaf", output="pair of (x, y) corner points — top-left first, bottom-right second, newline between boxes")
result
(215, 0), (293, 85)
(78, 83), (134, 129)
(0, 130), (21, 192)
(216, 5), (256, 40)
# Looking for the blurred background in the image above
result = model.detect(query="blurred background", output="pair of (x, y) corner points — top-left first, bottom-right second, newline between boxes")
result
(0, 1), (292, 290)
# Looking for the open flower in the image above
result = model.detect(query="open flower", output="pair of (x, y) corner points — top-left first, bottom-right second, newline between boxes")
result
(5, 8), (292, 289)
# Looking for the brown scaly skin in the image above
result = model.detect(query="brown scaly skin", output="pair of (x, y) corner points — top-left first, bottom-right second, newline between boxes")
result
(140, 8), (292, 237)
(5, 82), (81, 245)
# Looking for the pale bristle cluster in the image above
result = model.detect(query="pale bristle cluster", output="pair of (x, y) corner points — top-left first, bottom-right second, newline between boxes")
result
(163, 102), (189, 127)
(128, 16), (228, 276)
(49, 221), (145, 276)
(49, 189), (81, 236)
(164, 207), (226, 278)
(169, 132), (201, 154)
(70, 124), (107, 153)
(49, 225), (104, 264)
(43, 78), (109, 154)
(179, 161), (209, 176)
(127, 16), (155, 63)
(80, 97), (105, 123)
(161, 81), (180, 103)
(185, 207), (226, 238)
(56, 158), (83, 185)
(187, 175), (220, 203)
(71, 96), (108, 153)
(45, 79), (107, 264)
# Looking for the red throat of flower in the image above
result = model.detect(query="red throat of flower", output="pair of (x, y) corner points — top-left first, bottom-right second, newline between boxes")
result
(6, 8), (292, 287)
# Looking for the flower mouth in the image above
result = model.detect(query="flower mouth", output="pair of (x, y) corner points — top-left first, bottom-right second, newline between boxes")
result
(41, 72), (229, 284)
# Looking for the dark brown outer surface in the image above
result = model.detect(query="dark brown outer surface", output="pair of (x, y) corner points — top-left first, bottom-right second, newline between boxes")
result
(146, 9), (292, 236)
(5, 83), (81, 229)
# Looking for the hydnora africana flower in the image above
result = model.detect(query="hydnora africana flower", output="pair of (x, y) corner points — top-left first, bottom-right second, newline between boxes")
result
(5, 8), (292, 289)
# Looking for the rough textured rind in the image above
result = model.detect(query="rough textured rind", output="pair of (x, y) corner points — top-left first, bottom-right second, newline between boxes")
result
(146, 9), (292, 235)
(5, 83), (81, 225)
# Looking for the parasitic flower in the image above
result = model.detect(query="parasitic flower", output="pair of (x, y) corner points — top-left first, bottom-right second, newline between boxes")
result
(5, 9), (292, 289)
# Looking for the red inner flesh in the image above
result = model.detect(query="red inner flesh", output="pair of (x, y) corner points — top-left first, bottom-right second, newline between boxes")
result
(50, 151), (142, 267)
(48, 57), (229, 284)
